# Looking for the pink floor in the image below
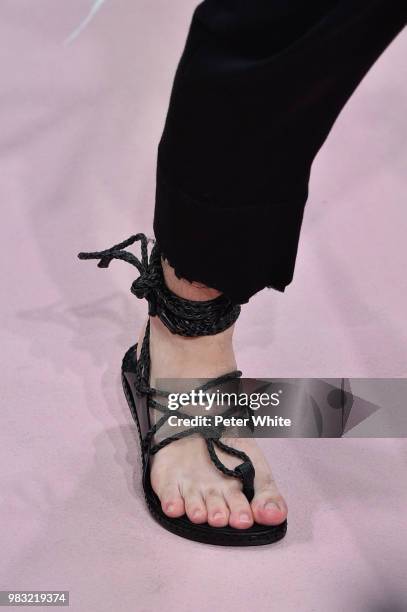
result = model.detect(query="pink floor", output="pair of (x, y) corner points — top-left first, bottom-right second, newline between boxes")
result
(1, 2), (406, 611)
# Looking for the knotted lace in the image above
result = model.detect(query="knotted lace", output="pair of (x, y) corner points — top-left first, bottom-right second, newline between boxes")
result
(78, 233), (241, 336)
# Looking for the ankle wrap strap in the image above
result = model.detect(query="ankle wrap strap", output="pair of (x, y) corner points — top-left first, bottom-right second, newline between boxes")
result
(78, 233), (241, 337)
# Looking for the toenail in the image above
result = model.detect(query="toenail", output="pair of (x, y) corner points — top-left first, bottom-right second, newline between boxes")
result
(213, 512), (224, 520)
(167, 504), (175, 513)
(239, 513), (251, 524)
(193, 509), (202, 518)
(264, 502), (279, 511)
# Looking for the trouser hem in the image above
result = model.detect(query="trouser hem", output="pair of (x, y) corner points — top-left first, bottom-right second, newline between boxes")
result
(153, 161), (307, 305)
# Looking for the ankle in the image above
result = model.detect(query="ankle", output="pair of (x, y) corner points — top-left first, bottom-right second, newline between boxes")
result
(149, 313), (236, 352)
(149, 314), (237, 380)
(150, 255), (236, 349)
(161, 257), (222, 302)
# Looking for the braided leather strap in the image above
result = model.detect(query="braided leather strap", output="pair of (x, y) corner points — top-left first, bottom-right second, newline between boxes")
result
(78, 233), (241, 337)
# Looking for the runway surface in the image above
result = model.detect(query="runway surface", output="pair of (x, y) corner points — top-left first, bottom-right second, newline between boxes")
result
(1, 2), (406, 611)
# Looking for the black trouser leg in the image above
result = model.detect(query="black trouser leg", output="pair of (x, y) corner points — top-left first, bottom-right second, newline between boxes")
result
(153, 0), (406, 304)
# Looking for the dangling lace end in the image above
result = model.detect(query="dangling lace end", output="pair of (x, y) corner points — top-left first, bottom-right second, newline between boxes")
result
(77, 233), (163, 316)
(78, 232), (241, 336)
(77, 234), (144, 266)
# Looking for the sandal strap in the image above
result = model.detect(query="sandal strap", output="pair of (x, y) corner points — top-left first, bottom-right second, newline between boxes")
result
(78, 233), (241, 337)
(206, 439), (255, 502)
(144, 378), (255, 502)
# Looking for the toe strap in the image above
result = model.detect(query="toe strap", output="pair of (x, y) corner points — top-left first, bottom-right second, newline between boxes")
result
(206, 438), (256, 503)
(234, 460), (255, 502)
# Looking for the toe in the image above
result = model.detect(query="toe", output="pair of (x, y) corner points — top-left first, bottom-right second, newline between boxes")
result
(158, 483), (185, 518)
(224, 490), (254, 529)
(204, 489), (229, 527)
(251, 486), (287, 526)
(184, 490), (207, 524)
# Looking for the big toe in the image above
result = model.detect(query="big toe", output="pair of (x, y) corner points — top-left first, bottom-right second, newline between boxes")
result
(251, 486), (287, 526)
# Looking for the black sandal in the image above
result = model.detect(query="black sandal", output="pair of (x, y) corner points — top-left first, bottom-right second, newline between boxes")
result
(78, 233), (287, 546)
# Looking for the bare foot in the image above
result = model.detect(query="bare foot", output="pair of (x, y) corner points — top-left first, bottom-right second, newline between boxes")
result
(136, 313), (288, 529)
